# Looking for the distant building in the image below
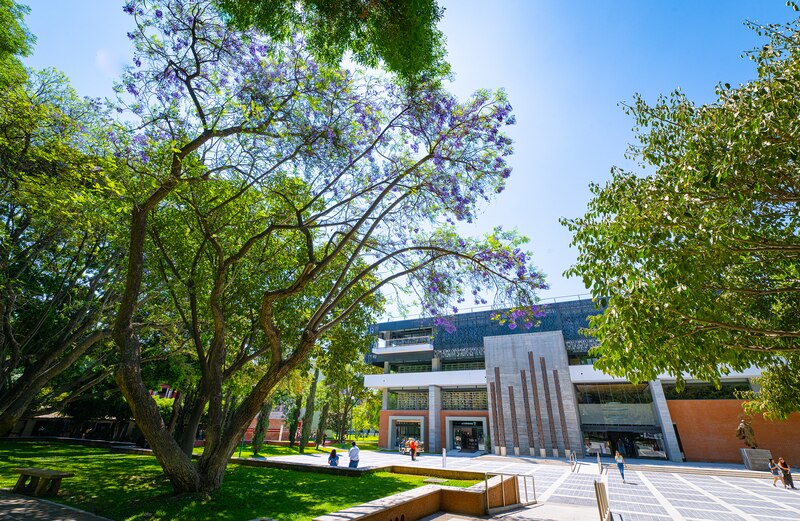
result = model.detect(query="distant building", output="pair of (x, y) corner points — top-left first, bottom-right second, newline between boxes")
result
(365, 297), (800, 463)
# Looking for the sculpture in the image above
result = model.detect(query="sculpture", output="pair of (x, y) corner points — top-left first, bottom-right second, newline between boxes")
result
(735, 418), (757, 449)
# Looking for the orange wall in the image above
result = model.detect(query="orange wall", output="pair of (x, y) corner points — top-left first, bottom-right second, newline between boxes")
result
(438, 411), (489, 450)
(379, 410), (429, 449)
(667, 400), (800, 463)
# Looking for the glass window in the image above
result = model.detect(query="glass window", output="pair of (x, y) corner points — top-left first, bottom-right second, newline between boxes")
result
(388, 391), (428, 410)
(662, 381), (751, 400)
(442, 390), (487, 410)
(442, 360), (485, 371)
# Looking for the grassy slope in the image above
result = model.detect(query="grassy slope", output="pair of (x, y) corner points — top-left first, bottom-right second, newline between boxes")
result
(0, 441), (474, 521)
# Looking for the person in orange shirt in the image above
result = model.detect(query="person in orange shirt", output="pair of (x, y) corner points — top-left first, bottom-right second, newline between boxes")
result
(409, 438), (417, 461)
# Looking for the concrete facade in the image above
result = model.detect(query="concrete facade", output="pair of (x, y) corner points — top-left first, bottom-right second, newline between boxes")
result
(484, 331), (583, 458)
(364, 299), (798, 464)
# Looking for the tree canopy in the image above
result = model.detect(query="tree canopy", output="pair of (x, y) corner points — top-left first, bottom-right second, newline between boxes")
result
(0, 0), (34, 87)
(562, 17), (800, 419)
(215, 0), (448, 83)
(110, 0), (544, 493)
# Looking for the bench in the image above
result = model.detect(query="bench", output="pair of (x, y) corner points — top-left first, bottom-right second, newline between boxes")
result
(13, 468), (74, 497)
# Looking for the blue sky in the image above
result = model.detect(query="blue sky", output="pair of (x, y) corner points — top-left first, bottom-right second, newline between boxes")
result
(21, 1), (797, 304)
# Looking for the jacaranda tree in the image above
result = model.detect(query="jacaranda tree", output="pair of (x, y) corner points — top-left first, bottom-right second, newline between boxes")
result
(562, 16), (800, 419)
(112, 0), (545, 493)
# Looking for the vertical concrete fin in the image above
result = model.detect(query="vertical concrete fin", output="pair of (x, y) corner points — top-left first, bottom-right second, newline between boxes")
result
(552, 369), (571, 453)
(508, 385), (520, 454)
(528, 352), (545, 453)
(520, 369), (535, 455)
(540, 356), (559, 455)
(494, 367), (507, 455)
(489, 379), (501, 455)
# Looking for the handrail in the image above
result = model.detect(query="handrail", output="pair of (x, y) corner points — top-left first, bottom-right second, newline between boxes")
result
(484, 472), (537, 514)
(594, 480), (612, 521)
(569, 452), (578, 472)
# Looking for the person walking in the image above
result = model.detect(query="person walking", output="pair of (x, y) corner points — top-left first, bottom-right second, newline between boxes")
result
(410, 438), (418, 461)
(769, 458), (786, 488)
(615, 451), (626, 483)
(348, 441), (360, 468)
(328, 448), (340, 467)
(779, 457), (796, 489)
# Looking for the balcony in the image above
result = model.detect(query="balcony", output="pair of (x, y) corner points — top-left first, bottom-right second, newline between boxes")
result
(364, 369), (486, 389)
(373, 335), (433, 355)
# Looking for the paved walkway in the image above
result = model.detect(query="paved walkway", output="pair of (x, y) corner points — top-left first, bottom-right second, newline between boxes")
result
(271, 451), (800, 521)
(0, 491), (109, 521)
(3, 450), (798, 520)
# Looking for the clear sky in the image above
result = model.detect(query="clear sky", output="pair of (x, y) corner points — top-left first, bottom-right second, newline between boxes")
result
(20, 0), (797, 305)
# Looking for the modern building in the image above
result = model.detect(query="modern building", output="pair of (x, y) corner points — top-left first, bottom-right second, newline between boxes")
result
(365, 297), (800, 463)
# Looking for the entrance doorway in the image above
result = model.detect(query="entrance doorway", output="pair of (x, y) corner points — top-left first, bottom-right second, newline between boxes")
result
(452, 421), (484, 452)
(394, 421), (422, 448)
(582, 430), (667, 459)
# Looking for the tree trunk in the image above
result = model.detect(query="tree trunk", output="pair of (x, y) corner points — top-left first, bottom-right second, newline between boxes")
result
(176, 388), (208, 457)
(287, 394), (303, 448)
(298, 367), (319, 454)
(167, 393), (183, 434)
(251, 400), (272, 456)
(315, 401), (329, 448)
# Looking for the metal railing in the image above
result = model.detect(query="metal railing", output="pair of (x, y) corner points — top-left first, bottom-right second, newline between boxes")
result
(569, 451), (579, 472)
(484, 472), (536, 514)
(379, 293), (593, 322)
(381, 336), (432, 347)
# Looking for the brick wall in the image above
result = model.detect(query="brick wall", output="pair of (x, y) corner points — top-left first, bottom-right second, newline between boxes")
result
(379, 410), (429, 449)
(667, 400), (800, 463)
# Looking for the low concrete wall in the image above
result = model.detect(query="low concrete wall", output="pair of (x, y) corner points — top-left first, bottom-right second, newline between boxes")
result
(314, 475), (517, 521)
(388, 465), (485, 481)
(6, 437), (134, 449)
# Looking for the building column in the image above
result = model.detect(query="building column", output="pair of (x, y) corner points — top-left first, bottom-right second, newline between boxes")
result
(383, 361), (390, 374)
(382, 388), (389, 409)
(649, 379), (683, 462)
(432, 357), (442, 371)
(428, 385), (441, 453)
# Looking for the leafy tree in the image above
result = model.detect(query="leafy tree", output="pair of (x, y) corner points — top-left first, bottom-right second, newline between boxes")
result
(0, 0), (34, 87)
(0, 70), (124, 435)
(112, 0), (544, 493)
(562, 16), (800, 419)
(216, 0), (448, 83)
(352, 390), (381, 433)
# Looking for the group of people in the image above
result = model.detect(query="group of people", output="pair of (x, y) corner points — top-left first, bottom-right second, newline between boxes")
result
(327, 441), (360, 468)
(769, 457), (796, 489)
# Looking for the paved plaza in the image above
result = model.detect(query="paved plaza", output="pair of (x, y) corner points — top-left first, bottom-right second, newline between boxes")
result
(2, 449), (798, 520)
(271, 450), (800, 521)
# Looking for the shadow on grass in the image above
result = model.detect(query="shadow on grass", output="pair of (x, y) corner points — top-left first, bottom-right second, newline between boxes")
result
(0, 441), (440, 521)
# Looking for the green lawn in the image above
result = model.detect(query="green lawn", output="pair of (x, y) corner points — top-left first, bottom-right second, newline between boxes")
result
(210, 435), (382, 458)
(0, 441), (476, 520)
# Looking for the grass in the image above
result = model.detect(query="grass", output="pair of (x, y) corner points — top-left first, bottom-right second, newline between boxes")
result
(0, 441), (477, 521)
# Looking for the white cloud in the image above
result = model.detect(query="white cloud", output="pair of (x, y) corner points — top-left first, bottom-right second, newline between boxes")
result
(95, 49), (118, 77)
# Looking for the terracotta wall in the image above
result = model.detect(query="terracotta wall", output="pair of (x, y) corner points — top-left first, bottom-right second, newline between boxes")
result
(667, 400), (800, 463)
(379, 410), (429, 449)
(438, 411), (490, 450)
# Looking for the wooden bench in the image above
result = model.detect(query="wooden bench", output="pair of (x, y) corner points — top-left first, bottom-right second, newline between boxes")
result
(13, 468), (74, 497)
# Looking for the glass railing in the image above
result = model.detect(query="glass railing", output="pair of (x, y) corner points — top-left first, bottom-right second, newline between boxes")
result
(382, 336), (432, 348)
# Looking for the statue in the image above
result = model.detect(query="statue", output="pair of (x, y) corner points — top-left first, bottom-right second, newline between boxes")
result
(736, 418), (757, 449)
